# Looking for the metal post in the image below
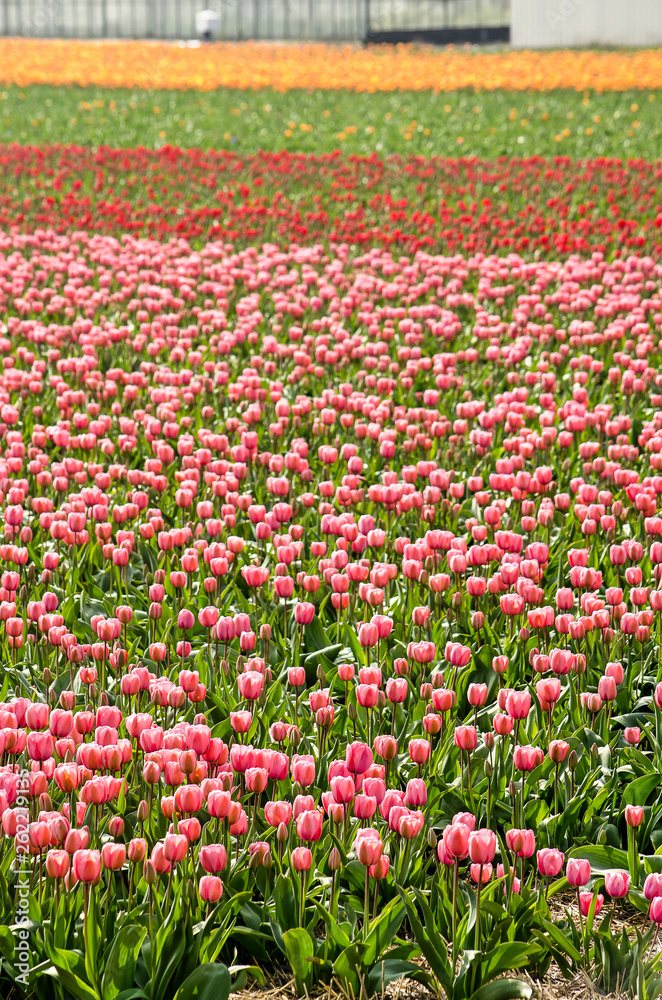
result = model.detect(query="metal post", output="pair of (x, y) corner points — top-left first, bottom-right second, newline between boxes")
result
(364, 0), (369, 36)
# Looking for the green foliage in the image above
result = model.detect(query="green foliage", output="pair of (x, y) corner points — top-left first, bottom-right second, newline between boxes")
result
(0, 84), (660, 158)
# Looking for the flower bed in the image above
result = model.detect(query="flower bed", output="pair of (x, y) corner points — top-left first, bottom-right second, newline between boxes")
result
(0, 229), (660, 997)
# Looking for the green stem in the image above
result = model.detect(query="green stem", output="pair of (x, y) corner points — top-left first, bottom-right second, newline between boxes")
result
(475, 867), (483, 953)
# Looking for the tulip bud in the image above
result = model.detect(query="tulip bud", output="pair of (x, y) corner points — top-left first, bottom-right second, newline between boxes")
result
(185, 878), (196, 906)
(328, 847), (342, 871)
(137, 800), (149, 823)
(316, 665), (326, 685)
(508, 780), (517, 797)
(277, 822), (289, 844)
(568, 750), (579, 771)
(143, 860), (157, 885)
(348, 703), (358, 722)
(427, 828), (437, 850)
(44, 667), (53, 686)
(483, 760), (493, 779)
(180, 750), (197, 775)
(591, 743), (599, 760)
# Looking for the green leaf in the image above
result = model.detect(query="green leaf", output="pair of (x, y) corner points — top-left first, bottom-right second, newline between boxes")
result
(470, 979), (534, 1000)
(568, 845), (629, 873)
(314, 902), (350, 951)
(303, 616), (330, 653)
(42, 940), (84, 975)
(282, 928), (314, 994)
(533, 919), (581, 968)
(367, 959), (421, 995)
(397, 889), (452, 993)
(333, 942), (365, 996)
(48, 966), (100, 1000)
(623, 773), (662, 807)
(152, 923), (187, 1000)
(228, 964), (264, 990)
(363, 898), (405, 965)
(172, 963), (231, 1000)
(304, 643), (342, 664)
(481, 942), (539, 981)
(101, 924), (147, 1000)
(274, 874), (298, 931)
(199, 891), (250, 964)
(84, 896), (100, 991)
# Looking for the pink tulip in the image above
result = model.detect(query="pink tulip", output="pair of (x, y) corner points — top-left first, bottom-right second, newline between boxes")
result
(645, 873), (662, 900)
(355, 828), (383, 866)
(409, 738), (431, 763)
(291, 847), (312, 872)
(537, 849), (564, 878)
(163, 834), (188, 864)
(579, 891), (604, 917)
(454, 726), (477, 752)
(469, 829), (496, 865)
(566, 858), (591, 887)
(443, 822), (470, 860)
(295, 810), (323, 842)
(604, 870), (630, 898)
(72, 849), (101, 883)
(199, 875), (223, 903)
(625, 805), (644, 827)
(199, 845), (227, 873)
(506, 691), (531, 720)
(346, 741), (373, 775)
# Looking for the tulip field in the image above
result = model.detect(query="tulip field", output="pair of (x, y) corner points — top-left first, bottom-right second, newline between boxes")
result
(2, 38), (662, 1000)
